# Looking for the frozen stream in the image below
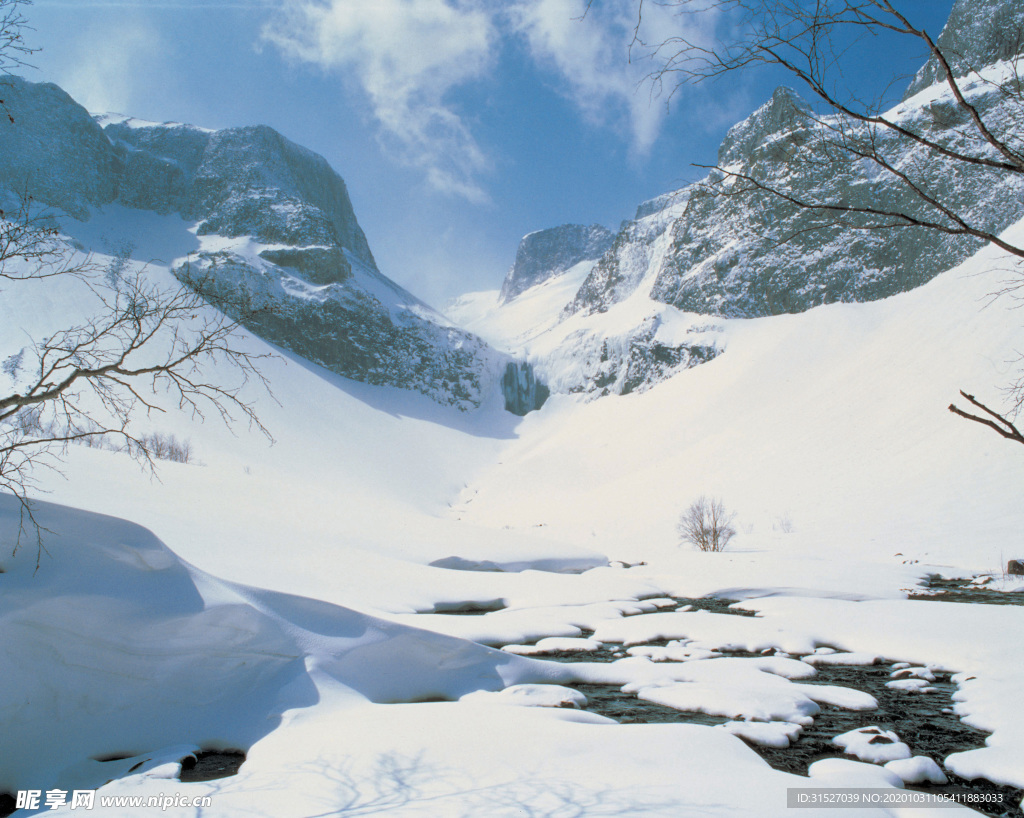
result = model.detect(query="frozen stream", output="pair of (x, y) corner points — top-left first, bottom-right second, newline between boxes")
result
(438, 592), (1024, 818)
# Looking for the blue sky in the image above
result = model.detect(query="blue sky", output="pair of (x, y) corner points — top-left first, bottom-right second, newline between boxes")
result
(26, 0), (953, 307)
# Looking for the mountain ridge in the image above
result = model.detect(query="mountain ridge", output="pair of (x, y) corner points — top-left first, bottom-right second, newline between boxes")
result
(0, 77), (508, 410)
(474, 0), (1024, 399)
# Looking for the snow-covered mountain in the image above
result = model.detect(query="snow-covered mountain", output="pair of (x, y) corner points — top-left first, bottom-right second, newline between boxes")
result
(0, 77), (503, 409)
(4, 0), (1024, 809)
(4, 176), (1024, 818)
(460, 0), (1024, 398)
(499, 223), (614, 304)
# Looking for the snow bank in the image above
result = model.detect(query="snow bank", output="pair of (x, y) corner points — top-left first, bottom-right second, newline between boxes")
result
(0, 495), (565, 795)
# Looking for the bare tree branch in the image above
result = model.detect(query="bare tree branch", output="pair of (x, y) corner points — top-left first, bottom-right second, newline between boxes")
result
(949, 390), (1024, 445)
(0, 1), (276, 562)
(2, 240), (277, 561)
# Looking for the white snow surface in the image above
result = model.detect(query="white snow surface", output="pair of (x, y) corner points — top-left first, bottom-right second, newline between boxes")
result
(885, 756), (949, 786)
(444, 259), (598, 353)
(720, 720), (804, 749)
(2, 205), (1024, 813)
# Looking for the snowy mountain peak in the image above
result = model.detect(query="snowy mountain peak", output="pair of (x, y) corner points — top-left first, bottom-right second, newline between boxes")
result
(102, 117), (378, 271)
(93, 112), (216, 134)
(474, 0), (1024, 400)
(0, 77), (507, 409)
(717, 86), (812, 167)
(499, 223), (614, 304)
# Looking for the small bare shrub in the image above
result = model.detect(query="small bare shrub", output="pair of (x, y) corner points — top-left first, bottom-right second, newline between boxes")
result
(128, 432), (194, 464)
(773, 513), (795, 534)
(678, 496), (737, 552)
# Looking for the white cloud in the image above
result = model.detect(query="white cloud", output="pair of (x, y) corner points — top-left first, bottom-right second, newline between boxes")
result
(262, 0), (716, 200)
(508, 0), (713, 157)
(53, 18), (165, 115)
(36, 1), (275, 7)
(263, 0), (497, 203)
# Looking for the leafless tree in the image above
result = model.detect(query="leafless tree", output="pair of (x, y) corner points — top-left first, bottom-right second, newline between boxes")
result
(948, 389), (1024, 446)
(0, 0), (277, 560)
(678, 495), (737, 551)
(612, 0), (1024, 443)
(1, 231), (275, 561)
(0, 0), (32, 76)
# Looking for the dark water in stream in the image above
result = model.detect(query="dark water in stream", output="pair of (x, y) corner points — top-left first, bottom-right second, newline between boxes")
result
(533, 592), (1024, 818)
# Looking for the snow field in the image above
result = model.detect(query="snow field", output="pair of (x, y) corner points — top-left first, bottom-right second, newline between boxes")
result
(4, 206), (1024, 813)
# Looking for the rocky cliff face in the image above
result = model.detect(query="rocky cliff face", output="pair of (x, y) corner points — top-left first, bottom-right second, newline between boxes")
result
(500, 224), (614, 304)
(563, 189), (689, 319)
(0, 78), (504, 409)
(905, 0), (1024, 97)
(569, 80), (1024, 321)
(564, 0), (1024, 326)
(0, 80), (118, 219)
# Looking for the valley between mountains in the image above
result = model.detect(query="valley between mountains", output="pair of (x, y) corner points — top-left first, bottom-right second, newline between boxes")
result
(2, 0), (1024, 815)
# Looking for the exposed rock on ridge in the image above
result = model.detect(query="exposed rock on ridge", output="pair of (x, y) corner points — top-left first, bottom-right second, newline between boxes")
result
(568, 70), (1024, 320)
(905, 0), (1024, 98)
(0, 80), (118, 219)
(97, 114), (377, 269)
(500, 223), (614, 304)
(0, 78), (504, 409)
(500, 0), (1024, 398)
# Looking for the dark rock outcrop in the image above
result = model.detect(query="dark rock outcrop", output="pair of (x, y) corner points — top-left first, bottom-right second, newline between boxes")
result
(501, 362), (549, 416)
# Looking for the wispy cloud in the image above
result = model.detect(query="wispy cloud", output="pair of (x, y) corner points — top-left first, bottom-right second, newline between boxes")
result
(508, 0), (714, 157)
(263, 0), (496, 203)
(52, 18), (166, 115)
(261, 0), (717, 200)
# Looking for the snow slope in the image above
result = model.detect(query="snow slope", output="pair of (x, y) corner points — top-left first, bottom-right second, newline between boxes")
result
(444, 258), (597, 353)
(456, 221), (1024, 575)
(2, 210), (1023, 817)
(3, 130), (1024, 818)
(6, 497), (994, 818)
